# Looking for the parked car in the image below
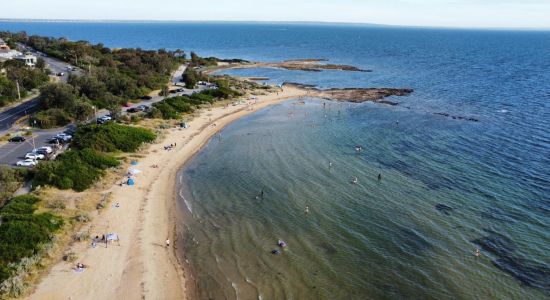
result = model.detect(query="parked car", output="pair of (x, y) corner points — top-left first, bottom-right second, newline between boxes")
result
(97, 115), (112, 124)
(64, 128), (76, 136)
(16, 159), (38, 167)
(48, 137), (62, 144)
(25, 153), (45, 160)
(137, 105), (149, 111)
(35, 146), (53, 154)
(126, 107), (139, 113)
(140, 95), (153, 100)
(9, 136), (26, 142)
(56, 72), (65, 76)
(54, 133), (72, 142)
(35, 149), (49, 155)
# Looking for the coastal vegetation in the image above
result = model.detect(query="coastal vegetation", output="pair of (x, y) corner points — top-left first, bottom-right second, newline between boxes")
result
(71, 123), (156, 152)
(0, 59), (49, 107)
(0, 195), (63, 297)
(33, 123), (155, 191)
(33, 148), (120, 192)
(151, 87), (241, 119)
(0, 166), (29, 207)
(1, 31), (183, 127)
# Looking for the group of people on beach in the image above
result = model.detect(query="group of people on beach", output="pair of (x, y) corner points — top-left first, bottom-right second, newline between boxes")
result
(164, 143), (177, 151)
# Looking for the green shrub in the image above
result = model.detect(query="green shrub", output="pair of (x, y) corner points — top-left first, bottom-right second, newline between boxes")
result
(0, 195), (63, 285)
(30, 108), (72, 128)
(72, 123), (156, 152)
(33, 149), (119, 192)
(0, 167), (29, 208)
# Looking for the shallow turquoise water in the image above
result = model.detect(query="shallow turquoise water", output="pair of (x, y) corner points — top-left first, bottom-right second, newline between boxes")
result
(178, 99), (548, 299)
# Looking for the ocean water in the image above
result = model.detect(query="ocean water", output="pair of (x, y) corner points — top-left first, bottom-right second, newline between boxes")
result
(2, 22), (549, 299)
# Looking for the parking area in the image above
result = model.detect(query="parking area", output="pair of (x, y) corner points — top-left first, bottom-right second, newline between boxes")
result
(0, 128), (68, 166)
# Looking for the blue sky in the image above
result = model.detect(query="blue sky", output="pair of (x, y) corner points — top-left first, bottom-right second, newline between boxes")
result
(1, 0), (549, 29)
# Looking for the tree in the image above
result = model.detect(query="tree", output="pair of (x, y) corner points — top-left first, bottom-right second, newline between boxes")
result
(182, 68), (198, 89)
(35, 57), (46, 70)
(39, 83), (78, 111)
(190, 52), (199, 64)
(160, 85), (169, 97)
(105, 93), (122, 120)
(74, 101), (95, 122)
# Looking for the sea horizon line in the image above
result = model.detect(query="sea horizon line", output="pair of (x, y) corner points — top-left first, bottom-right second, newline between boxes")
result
(1, 18), (549, 32)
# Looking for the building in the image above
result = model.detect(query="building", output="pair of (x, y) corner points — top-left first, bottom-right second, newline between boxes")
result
(0, 38), (10, 52)
(0, 38), (22, 62)
(15, 53), (37, 67)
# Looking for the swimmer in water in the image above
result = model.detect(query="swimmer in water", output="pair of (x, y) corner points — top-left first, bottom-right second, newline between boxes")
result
(351, 177), (358, 184)
(475, 249), (481, 257)
(378, 173), (382, 181)
(329, 161), (333, 169)
(305, 205), (310, 214)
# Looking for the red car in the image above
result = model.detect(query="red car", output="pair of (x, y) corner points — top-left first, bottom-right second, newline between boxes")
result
(122, 102), (131, 107)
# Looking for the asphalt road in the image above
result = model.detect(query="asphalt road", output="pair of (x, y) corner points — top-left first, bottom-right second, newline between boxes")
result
(0, 46), (78, 134)
(0, 98), (41, 132)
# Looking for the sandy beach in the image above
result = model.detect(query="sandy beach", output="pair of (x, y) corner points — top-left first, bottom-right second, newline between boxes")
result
(24, 85), (306, 300)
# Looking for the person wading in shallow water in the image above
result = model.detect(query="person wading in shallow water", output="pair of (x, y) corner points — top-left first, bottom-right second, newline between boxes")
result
(378, 173), (382, 181)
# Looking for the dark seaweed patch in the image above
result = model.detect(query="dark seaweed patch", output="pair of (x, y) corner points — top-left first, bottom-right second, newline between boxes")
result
(472, 229), (516, 255)
(472, 230), (550, 292)
(399, 228), (432, 254)
(318, 242), (338, 255)
(480, 207), (524, 224)
(376, 158), (454, 190)
(435, 203), (454, 215)
(492, 257), (550, 291)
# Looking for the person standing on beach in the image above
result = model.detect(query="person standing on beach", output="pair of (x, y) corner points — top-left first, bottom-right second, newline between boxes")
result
(166, 239), (170, 247)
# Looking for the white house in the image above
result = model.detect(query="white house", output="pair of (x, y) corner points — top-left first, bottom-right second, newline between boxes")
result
(16, 53), (37, 67)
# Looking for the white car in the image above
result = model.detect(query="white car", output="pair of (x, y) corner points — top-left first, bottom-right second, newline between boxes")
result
(25, 153), (45, 160)
(16, 159), (38, 167)
(35, 146), (53, 154)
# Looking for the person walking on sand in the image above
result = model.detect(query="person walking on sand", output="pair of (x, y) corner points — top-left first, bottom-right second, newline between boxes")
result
(166, 239), (170, 247)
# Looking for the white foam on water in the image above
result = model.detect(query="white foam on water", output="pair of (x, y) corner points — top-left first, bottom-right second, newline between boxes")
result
(179, 188), (193, 213)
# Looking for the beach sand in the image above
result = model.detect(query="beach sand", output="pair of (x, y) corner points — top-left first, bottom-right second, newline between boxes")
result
(25, 85), (306, 300)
